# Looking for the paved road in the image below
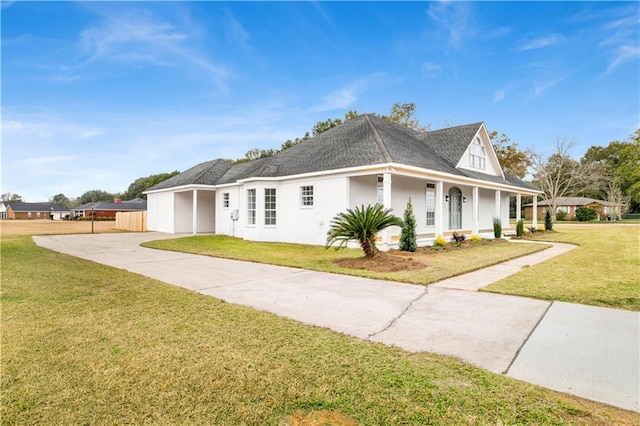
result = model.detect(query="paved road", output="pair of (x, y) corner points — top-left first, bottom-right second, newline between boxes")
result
(34, 232), (639, 412)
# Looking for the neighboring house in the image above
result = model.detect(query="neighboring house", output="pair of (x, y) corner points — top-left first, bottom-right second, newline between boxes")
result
(73, 198), (147, 219)
(524, 197), (622, 221)
(1, 202), (71, 220)
(145, 115), (542, 248)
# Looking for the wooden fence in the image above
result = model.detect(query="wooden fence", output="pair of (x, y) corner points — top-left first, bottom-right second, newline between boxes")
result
(115, 211), (147, 232)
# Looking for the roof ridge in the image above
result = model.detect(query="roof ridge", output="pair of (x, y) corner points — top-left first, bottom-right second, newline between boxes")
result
(364, 114), (392, 163)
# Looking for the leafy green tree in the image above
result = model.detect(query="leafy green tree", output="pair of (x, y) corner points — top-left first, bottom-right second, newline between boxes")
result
(581, 129), (640, 212)
(50, 193), (71, 208)
(326, 204), (403, 259)
(77, 190), (116, 205)
(1, 192), (23, 202)
(399, 198), (417, 252)
(489, 131), (532, 178)
(313, 118), (343, 135)
(123, 171), (180, 200)
(384, 102), (428, 132)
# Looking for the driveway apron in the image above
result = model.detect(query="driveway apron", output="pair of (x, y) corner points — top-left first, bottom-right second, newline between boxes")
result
(33, 232), (639, 412)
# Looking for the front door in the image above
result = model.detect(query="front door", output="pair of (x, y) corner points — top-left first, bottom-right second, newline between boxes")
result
(449, 187), (462, 229)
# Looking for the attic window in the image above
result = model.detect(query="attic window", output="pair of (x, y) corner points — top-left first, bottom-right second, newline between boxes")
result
(469, 137), (486, 170)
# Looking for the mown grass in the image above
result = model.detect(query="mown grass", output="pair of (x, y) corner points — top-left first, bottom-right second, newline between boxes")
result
(485, 224), (640, 311)
(142, 236), (548, 285)
(2, 233), (637, 425)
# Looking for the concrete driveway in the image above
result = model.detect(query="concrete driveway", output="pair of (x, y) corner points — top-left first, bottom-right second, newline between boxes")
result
(34, 232), (639, 412)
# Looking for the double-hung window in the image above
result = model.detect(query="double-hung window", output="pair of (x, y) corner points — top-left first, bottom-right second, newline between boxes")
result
(247, 189), (256, 225)
(426, 183), (435, 226)
(265, 188), (276, 226)
(300, 185), (314, 206)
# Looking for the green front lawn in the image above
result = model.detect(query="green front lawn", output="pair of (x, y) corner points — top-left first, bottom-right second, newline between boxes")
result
(2, 234), (635, 424)
(485, 224), (640, 311)
(142, 236), (548, 285)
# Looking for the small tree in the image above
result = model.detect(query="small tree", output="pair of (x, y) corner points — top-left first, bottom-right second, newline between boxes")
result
(516, 219), (524, 237)
(399, 198), (417, 252)
(544, 209), (553, 231)
(326, 204), (403, 258)
(493, 217), (502, 238)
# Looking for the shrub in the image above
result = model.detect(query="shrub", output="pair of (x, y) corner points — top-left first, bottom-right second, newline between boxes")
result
(433, 236), (447, 248)
(556, 210), (567, 221)
(399, 198), (417, 252)
(469, 234), (482, 243)
(516, 219), (524, 237)
(326, 204), (403, 258)
(545, 209), (553, 231)
(492, 217), (502, 238)
(575, 206), (598, 222)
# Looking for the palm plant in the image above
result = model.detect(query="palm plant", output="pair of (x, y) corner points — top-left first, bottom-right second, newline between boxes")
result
(326, 204), (403, 258)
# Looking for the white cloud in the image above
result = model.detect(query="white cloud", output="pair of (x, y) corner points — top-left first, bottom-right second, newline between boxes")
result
(493, 90), (505, 103)
(16, 155), (78, 168)
(422, 62), (442, 78)
(427, 1), (473, 48)
(311, 88), (357, 112)
(520, 35), (563, 51)
(76, 6), (230, 81)
(605, 45), (640, 74)
(534, 73), (571, 97)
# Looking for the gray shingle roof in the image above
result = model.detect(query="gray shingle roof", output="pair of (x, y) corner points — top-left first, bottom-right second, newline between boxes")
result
(524, 197), (619, 207)
(75, 200), (147, 211)
(147, 159), (231, 191)
(6, 202), (69, 212)
(146, 115), (536, 192)
(416, 122), (483, 166)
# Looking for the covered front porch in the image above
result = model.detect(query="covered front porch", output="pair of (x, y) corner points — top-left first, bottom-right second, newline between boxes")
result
(348, 170), (539, 249)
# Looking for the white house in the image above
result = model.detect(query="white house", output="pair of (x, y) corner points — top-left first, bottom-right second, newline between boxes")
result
(145, 115), (541, 248)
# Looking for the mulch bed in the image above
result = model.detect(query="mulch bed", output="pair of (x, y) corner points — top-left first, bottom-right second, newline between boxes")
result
(333, 238), (508, 272)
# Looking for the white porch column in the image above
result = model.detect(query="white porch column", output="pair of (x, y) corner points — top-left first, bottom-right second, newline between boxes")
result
(494, 189), (501, 219)
(382, 172), (392, 248)
(192, 189), (198, 235)
(435, 181), (444, 237)
(516, 193), (522, 222)
(532, 197), (538, 227)
(472, 186), (479, 235)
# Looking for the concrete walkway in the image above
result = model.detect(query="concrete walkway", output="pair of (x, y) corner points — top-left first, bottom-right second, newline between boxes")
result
(34, 233), (639, 412)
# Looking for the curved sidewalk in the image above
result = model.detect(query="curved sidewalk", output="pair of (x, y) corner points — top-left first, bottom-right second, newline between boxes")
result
(33, 233), (639, 412)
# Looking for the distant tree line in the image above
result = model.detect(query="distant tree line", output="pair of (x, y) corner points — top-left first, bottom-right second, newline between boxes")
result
(5, 103), (637, 214)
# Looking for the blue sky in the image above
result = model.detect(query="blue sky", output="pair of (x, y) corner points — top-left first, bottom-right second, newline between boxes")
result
(2, 1), (639, 202)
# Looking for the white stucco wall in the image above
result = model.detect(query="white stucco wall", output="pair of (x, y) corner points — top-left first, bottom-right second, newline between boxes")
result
(216, 186), (242, 238)
(147, 192), (175, 233)
(277, 176), (348, 245)
(232, 176), (348, 245)
(349, 175), (377, 207)
(456, 129), (503, 177)
(174, 191), (193, 233)
(196, 190), (216, 233)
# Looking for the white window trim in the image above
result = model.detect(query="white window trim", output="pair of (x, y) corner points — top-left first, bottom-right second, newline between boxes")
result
(426, 183), (435, 227)
(300, 185), (314, 208)
(247, 189), (256, 226)
(469, 137), (486, 170)
(264, 188), (276, 226)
